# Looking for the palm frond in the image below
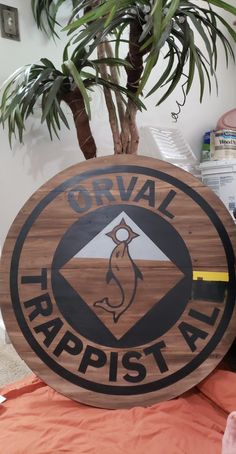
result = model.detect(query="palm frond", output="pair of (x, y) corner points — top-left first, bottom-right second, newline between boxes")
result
(64, 0), (235, 106)
(3, 0), (235, 148)
(0, 59), (71, 145)
(31, 0), (77, 36)
(0, 49), (140, 146)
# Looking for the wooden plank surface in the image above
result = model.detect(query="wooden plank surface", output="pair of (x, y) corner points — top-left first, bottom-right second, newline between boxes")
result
(0, 155), (236, 409)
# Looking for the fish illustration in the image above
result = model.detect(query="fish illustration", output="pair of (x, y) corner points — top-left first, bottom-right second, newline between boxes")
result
(94, 220), (143, 323)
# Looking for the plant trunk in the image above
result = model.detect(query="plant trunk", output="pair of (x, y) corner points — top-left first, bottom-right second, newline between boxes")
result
(126, 19), (144, 94)
(104, 41), (125, 124)
(104, 40), (130, 153)
(62, 89), (97, 160)
(62, 20), (144, 158)
(123, 18), (144, 154)
(97, 41), (123, 154)
(126, 100), (139, 154)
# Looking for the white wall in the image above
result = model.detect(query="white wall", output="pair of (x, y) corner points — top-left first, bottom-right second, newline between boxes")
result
(0, 0), (235, 248)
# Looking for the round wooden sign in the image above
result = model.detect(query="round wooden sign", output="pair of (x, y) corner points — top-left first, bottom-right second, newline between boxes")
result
(1, 155), (236, 409)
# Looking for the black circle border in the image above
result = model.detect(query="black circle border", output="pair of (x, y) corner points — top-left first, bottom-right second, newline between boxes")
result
(10, 164), (236, 396)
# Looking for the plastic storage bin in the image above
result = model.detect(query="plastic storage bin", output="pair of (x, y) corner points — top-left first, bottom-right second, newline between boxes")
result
(139, 126), (200, 177)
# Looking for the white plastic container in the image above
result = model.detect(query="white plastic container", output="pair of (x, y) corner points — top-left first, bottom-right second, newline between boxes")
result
(139, 126), (200, 178)
(199, 159), (236, 220)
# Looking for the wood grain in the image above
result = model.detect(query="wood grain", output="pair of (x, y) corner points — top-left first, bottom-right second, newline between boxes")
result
(0, 155), (236, 409)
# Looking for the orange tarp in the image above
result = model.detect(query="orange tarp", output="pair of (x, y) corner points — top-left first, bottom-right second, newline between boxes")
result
(0, 369), (234, 454)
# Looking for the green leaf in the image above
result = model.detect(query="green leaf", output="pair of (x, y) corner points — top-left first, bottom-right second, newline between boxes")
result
(55, 99), (70, 129)
(212, 11), (236, 43)
(199, 56), (213, 94)
(147, 46), (175, 97)
(115, 23), (129, 59)
(186, 48), (195, 95)
(40, 58), (56, 69)
(94, 76), (146, 111)
(14, 107), (24, 143)
(53, 104), (61, 131)
(157, 21), (190, 105)
(138, 51), (159, 96)
(185, 12), (214, 74)
(24, 81), (52, 119)
(65, 1), (115, 31)
(92, 57), (132, 68)
(41, 76), (65, 122)
(203, 0), (236, 16)
(162, 0), (180, 30)
(189, 32), (205, 102)
(31, 0), (68, 37)
(63, 59), (91, 119)
(104, 5), (117, 28)
(0, 65), (26, 91)
(63, 36), (74, 62)
(3, 89), (26, 121)
(24, 68), (54, 105)
(152, 0), (163, 44)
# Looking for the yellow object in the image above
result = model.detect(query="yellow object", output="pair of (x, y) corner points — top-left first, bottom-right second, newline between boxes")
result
(193, 271), (229, 282)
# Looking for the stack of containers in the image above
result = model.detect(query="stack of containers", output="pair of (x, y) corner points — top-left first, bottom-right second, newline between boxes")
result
(199, 108), (236, 221)
(139, 126), (200, 178)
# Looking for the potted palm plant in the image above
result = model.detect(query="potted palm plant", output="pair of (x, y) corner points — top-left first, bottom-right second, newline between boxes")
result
(0, 0), (235, 160)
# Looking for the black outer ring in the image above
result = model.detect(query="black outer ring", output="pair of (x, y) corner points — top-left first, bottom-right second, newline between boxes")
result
(10, 165), (236, 396)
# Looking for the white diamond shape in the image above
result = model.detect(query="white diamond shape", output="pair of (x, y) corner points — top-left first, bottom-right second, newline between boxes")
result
(74, 211), (170, 261)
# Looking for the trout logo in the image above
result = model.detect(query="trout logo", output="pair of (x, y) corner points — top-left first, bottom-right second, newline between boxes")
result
(2, 156), (236, 409)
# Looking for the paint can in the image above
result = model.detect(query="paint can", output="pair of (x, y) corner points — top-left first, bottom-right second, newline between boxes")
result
(211, 130), (236, 160)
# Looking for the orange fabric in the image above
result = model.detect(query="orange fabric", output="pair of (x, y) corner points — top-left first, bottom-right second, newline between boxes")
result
(0, 370), (234, 454)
